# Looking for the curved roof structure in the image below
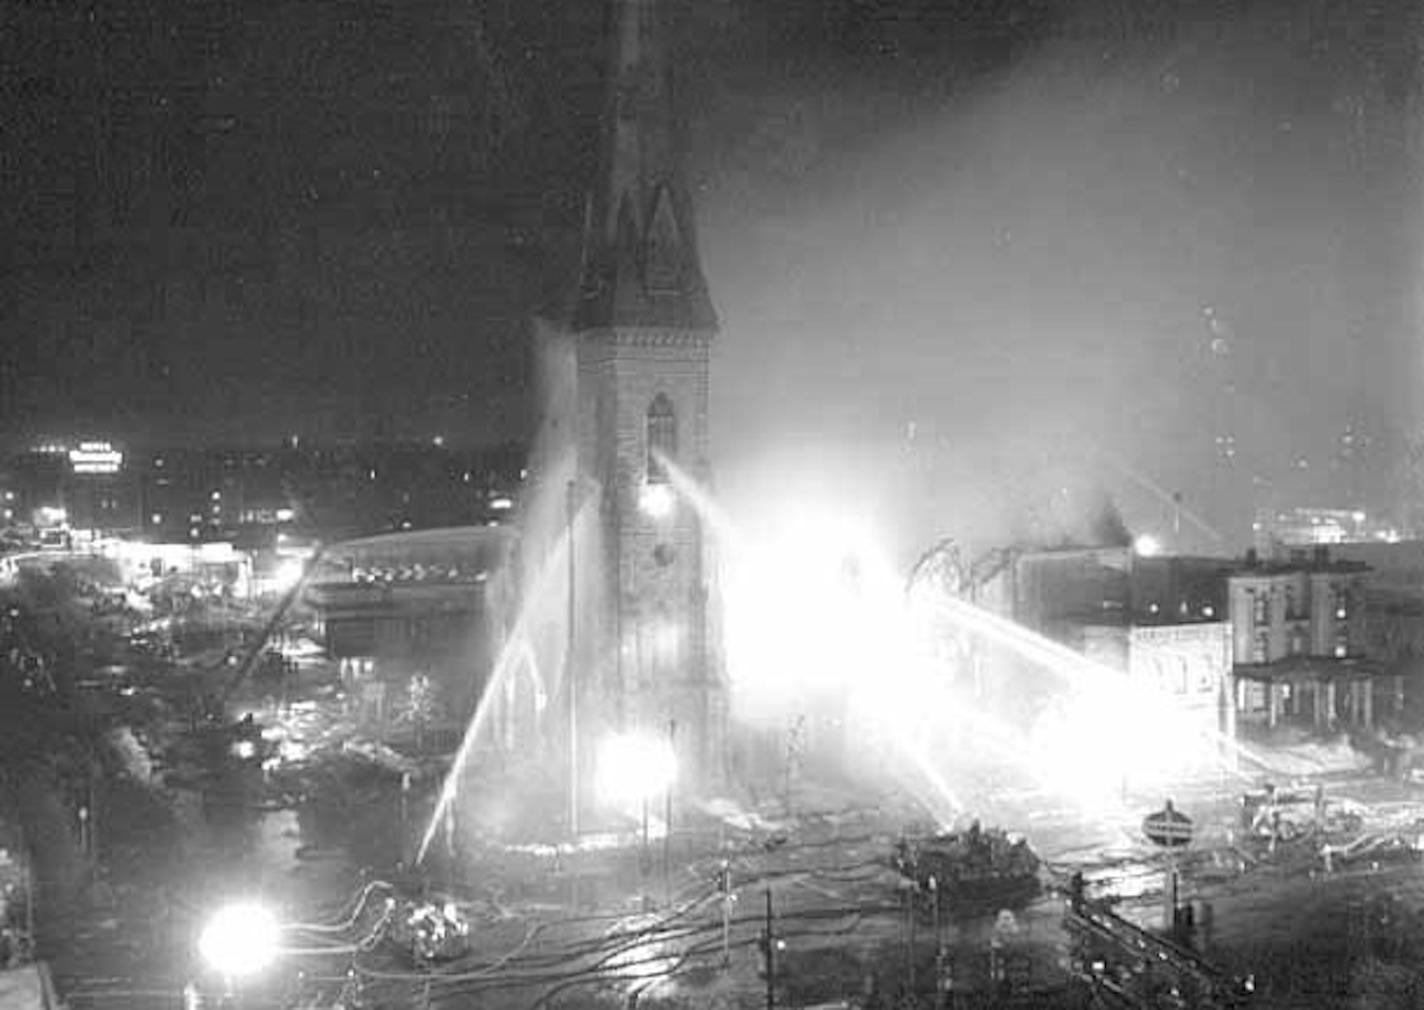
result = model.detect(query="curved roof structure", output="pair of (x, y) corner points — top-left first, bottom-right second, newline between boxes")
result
(313, 525), (515, 587)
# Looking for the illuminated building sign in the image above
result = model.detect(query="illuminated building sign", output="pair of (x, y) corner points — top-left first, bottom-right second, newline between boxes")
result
(68, 441), (124, 475)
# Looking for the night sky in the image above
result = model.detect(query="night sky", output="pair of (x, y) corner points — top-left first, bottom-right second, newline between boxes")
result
(2, 0), (1422, 554)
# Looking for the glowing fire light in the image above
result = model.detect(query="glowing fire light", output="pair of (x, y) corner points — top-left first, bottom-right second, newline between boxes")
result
(597, 732), (677, 806)
(270, 558), (305, 593)
(198, 902), (280, 976)
(638, 483), (676, 519)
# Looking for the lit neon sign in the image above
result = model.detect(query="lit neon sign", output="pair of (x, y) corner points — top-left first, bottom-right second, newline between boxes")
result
(69, 441), (123, 475)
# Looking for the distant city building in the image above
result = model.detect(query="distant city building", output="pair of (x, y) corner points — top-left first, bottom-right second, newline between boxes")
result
(979, 547), (1236, 767)
(1254, 506), (1401, 551)
(975, 543), (1394, 753)
(0, 441), (140, 539)
(1, 441), (524, 548)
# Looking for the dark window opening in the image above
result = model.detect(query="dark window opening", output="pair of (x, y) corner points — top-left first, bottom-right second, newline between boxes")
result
(646, 394), (676, 484)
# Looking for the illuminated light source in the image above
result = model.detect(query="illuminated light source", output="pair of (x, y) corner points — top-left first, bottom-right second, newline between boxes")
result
(68, 441), (123, 475)
(638, 483), (675, 520)
(596, 732), (677, 806)
(198, 902), (280, 977)
(275, 507), (295, 522)
(652, 621), (680, 659)
(489, 496), (514, 511)
(271, 559), (305, 593)
(1133, 534), (1163, 557)
(720, 510), (911, 730)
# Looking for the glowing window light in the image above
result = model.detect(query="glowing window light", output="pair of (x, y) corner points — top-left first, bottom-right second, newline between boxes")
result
(1133, 534), (1162, 557)
(639, 483), (675, 519)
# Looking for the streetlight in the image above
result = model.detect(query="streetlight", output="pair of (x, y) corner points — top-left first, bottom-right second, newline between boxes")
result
(597, 731), (678, 872)
(198, 901), (281, 979)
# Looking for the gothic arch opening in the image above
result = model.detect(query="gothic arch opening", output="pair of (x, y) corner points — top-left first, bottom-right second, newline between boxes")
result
(643, 184), (686, 293)
(646, 393), (677, 483)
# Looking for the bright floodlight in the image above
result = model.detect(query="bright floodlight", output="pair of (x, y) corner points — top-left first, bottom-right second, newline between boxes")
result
(638, 483), (676, 520)
(597, 732), (677, 805)
(271, 558), (305, 593)
(198, 902), (280, 977)
(1133, 533), (1163, 557)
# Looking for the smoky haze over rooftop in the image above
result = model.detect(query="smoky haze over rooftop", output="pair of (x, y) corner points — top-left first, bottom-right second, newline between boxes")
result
(2, 0), (1421, 558)
(698, 0), (1424, 561)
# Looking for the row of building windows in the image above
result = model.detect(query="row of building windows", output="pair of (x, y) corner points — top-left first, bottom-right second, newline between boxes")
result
(1246, 584), (1352, 628)
(1250, 628), (1351, 663)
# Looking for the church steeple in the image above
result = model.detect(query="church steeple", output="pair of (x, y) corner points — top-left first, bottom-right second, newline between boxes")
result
(571, 0), (717, 332)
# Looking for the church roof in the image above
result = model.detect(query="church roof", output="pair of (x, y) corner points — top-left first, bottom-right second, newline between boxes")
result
(564, 0), (717, 333)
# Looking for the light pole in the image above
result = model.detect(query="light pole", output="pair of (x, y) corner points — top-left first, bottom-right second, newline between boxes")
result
(566, 479), (579, 839)
(641, 792), (652, 876)
(663, 719), (677, 900)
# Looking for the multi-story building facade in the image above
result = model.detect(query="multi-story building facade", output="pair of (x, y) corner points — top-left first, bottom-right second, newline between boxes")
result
(1227, 548), (1379, 732)
(0, 443), (141, 539)
(977, 543), (1387, 752)
(978, 548), (1237, 769)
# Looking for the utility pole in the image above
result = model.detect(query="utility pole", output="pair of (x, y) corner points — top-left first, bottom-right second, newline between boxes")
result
(931, 874), (947, 1004)
(566, 479), (579, 839)
(760, 888), (777, 1010)
(399, 772), (412, 865)
(719, 860), (733, 967)
(663, 718), (676, 904)
(904, 876), (917, 995)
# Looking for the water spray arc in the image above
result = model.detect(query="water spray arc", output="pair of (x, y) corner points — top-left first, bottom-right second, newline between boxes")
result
(652, 452), (1260, 829)
(922, 595), (1266, 778)
(414, 496), (592, 866)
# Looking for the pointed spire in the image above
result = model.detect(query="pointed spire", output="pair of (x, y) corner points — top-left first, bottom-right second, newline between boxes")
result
(571, 0), (717, 332)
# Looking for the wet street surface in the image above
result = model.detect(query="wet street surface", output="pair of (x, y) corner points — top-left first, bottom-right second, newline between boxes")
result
(18, 606), (1424, 1010)
(41, 751), (1424, 1010)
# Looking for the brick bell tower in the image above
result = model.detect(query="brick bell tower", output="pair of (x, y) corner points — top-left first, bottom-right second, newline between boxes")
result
(564, 0), (723, 793)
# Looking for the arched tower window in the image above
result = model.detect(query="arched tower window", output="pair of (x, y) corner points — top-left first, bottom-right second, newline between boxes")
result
(643, 185), (686, 293)
(646, 394), (677, 484)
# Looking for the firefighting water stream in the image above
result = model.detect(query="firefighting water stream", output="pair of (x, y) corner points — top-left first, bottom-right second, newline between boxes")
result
(414, 500), (586, 865)
(417, 455), (1260, 868)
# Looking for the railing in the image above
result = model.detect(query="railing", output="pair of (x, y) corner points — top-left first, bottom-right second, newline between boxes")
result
(1064, 892), (1250, 1009)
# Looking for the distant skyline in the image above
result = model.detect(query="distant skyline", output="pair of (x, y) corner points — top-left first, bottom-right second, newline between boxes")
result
(3, 0), (1423, 557)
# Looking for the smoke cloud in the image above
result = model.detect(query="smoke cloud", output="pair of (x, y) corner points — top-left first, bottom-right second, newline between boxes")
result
(692, 0), (1422, 566)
